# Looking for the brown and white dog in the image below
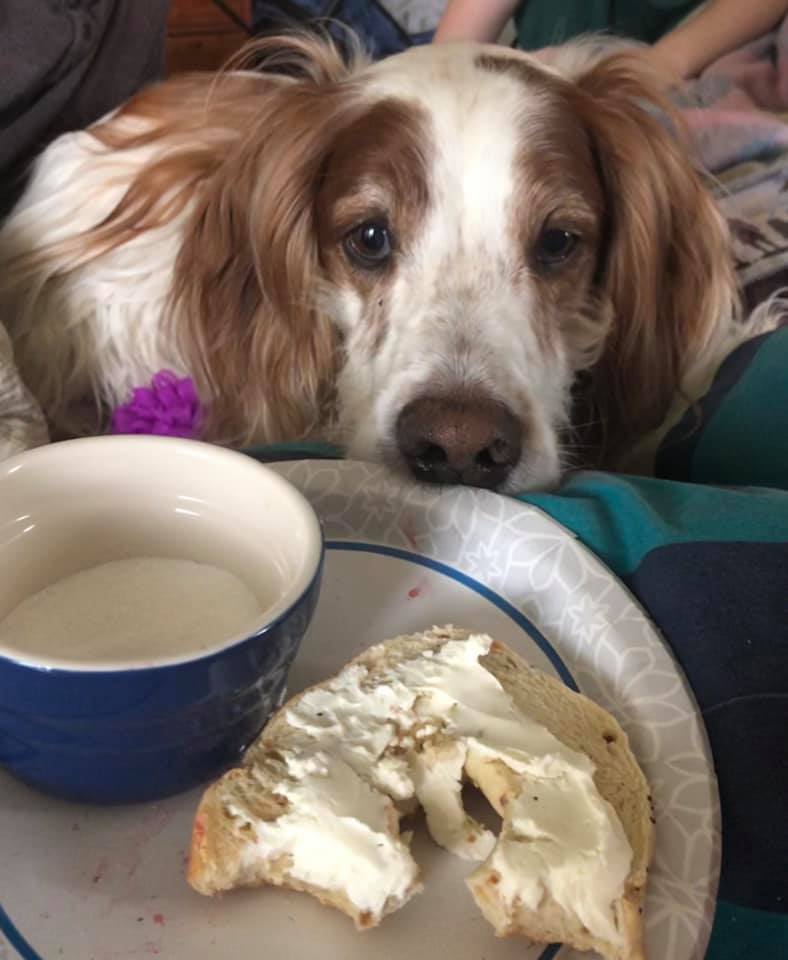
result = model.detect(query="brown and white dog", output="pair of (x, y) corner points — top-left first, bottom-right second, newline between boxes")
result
(0, 34), (775, 490)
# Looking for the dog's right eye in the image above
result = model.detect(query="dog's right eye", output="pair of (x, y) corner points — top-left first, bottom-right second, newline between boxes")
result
(534, 227), (578, 266)
(344, 220), (393, 268)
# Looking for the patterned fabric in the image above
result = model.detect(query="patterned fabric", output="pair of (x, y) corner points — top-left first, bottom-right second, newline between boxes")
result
(0, 324), (48, 461)
(675, 16), (788, 313)
(676, 15), (788, 173)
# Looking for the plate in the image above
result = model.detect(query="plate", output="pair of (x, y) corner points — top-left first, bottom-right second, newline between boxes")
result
(0, 460), (720, 960)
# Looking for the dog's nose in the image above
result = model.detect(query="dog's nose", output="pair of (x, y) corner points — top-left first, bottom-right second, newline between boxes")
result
(395, 395), (522, 489)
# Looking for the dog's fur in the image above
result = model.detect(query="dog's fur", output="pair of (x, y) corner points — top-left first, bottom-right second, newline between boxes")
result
(0, 34), (776, 490)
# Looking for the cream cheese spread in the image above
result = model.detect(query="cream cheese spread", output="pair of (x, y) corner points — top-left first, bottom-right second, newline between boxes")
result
(235, 632), (633, 940)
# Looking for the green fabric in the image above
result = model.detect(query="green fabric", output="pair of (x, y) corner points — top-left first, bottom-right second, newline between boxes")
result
(517, 471), (788, 576)
(513, 0), (702, 50)
(708, 900), (788, 958)
(244, 441), (342, 461)
(690, 328), (788, 488)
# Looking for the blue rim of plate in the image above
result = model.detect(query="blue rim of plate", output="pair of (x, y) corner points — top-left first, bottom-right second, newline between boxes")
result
(0, 540), (573, 960)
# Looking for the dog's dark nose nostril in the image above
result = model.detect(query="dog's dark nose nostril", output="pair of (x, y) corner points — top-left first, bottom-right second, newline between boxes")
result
(395, 396), (522, 489)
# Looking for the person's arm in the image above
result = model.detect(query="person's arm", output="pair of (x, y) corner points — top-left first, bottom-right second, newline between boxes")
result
(433, 0), (520, 43)
(649, 0), (788, 79)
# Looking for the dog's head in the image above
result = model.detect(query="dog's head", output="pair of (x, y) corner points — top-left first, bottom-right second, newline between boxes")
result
(165, 35), (735, 491)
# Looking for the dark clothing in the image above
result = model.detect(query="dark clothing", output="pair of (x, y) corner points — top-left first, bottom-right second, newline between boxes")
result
(0, 0), (169, 218)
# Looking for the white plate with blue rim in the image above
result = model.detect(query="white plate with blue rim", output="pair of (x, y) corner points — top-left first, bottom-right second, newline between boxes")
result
(0, 459), (719, 960)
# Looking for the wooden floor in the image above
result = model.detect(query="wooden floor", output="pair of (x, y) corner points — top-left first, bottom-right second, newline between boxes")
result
(166, 0), (253, 74)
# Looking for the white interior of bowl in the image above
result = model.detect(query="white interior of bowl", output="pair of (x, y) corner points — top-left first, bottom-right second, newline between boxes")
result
(0, 437), (322, 671)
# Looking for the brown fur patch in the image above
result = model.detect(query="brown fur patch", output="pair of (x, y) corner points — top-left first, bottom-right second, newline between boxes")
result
(171, 74), (364, 444)
(475, 52), (559, 88)
(565, 54), (737, 461)
(478, 48), (737, 463)
(315, 98), (432, 353)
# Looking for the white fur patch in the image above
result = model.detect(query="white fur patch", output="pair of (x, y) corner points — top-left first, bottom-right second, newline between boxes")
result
(0, 127), (189, 434)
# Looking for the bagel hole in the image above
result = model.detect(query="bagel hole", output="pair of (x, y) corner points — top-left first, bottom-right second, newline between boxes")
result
(462, 781), (502, 833)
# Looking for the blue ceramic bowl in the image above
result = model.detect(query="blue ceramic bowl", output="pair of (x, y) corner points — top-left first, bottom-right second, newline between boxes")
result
(0, 436), (323, 804)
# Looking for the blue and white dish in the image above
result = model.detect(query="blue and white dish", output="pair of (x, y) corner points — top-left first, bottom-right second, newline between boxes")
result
(0, 437), (323, 804)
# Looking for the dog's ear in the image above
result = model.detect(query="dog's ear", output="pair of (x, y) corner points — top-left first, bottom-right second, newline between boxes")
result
(32, 31), (363, 445)
(174, 34), (366, 445)
(568, 53), (738, 463)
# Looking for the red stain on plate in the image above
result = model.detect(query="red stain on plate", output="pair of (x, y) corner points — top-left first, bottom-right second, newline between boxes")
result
(407, 577), (428, 600)
(153, 913), (166, 927)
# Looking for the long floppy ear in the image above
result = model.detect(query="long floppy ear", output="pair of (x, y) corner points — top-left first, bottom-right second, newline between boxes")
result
(568, 53), (738, 464)
(173, 34), (368, 445)
(2, 32), (365, 445)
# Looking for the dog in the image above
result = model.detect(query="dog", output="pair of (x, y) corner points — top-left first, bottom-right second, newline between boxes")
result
(0, 33), (774, 491)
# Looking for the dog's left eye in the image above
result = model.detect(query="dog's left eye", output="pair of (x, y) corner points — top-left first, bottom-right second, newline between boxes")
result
(344, 220), (393, 268)
(535, 228), (578, 266)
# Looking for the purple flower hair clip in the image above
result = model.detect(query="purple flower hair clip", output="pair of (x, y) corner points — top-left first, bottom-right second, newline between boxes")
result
(110, 370), (202, 439)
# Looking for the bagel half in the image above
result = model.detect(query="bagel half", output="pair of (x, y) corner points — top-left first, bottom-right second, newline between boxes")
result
(187, 626), (654, 960)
